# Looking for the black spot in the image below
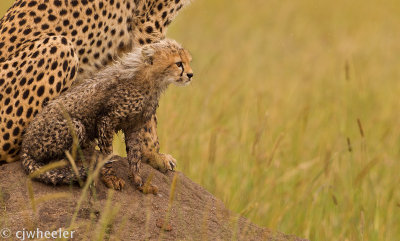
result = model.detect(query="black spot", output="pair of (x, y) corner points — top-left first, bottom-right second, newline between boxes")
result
(18, 12), (26, 18)
(3, 133), (10, 140)
(32, 51), (40, 58)
(42, 97), (50, 107)
(22, 90), (30, 99)
(20, 78), (27, 86)
(60, 9), (67, 15)
(16, 107), (23, 117)
(41, 24), (50, 30)
(38, 3), (47, 10)
(18, 19), (27, 26)
(63, 19), (70, 26)
(37, 86), (45, 97)
(23, 28), (32, 35)
(56, 82), (62, 92)
(26, 108), (33, 118)
(54, 0), (62, 7)
(26, 65), (33, 73)
(2, 143), (10, 151)
(70, 67), (76, 79)
(146, 26), (153, 33)
(5, 106), (12, 114)
(50, 46), (58, 54)
(8, 27), (16, 34)
(48, 14), (57, 21)
(6, 120), (13, 129)
(38, 59), (45, 67)
(37, 72), (45, 81)
(12, 127), (20, 136)
(63, 60), (68, 71)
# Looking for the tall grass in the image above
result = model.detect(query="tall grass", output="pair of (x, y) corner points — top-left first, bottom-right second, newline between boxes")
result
(1, 0), (400, 240)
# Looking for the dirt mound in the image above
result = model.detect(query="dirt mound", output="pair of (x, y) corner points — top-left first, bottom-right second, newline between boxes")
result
(0, 159), (307, 240)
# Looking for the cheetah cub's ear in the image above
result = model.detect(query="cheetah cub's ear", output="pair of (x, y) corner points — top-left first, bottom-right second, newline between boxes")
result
(142, 46), (155, 65)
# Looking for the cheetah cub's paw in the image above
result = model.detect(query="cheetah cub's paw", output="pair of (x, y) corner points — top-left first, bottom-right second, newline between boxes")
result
(102, 175), (126, 191)
(153, 153), (177, 173)
(100, 161), (126, 190)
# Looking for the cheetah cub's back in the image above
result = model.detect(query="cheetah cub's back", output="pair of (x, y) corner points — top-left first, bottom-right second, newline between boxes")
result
(20, 39), (193, 189)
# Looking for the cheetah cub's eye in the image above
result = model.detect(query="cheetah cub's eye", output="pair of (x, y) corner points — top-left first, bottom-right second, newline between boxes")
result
(176, 62), (183, 68)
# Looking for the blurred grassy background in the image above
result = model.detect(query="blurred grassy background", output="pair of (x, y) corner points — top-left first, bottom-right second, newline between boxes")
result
(1, 0), (400, 240)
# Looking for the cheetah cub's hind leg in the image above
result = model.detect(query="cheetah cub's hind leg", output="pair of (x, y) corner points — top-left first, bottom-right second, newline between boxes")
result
(0, 36), (79, 163)
(21, 118), (89, 185)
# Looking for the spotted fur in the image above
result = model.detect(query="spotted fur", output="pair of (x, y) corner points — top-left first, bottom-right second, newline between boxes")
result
(21, 39), (193, 188)
(0, 0), (191, 163)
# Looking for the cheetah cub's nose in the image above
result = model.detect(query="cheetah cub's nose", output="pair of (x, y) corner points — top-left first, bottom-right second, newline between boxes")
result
(187, 73), (194, 79)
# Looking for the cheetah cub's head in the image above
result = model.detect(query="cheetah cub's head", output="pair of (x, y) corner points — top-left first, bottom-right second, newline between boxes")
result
(142, 39), (193, 86)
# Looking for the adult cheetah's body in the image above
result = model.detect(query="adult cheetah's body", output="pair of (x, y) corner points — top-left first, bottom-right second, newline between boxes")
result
(0, 0), (190, 163)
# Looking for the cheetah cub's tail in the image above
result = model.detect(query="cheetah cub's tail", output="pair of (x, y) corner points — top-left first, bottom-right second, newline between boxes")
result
(21, 153), (87, 185)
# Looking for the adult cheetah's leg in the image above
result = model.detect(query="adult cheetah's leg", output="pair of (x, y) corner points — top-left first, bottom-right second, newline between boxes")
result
(0, 36), (79, 163)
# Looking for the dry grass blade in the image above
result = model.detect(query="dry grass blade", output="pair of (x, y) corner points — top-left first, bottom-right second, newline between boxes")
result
(58, 103), (84, 161)
(68, 154), (111, 231)
(267, 133), (285, 166)
(158, 173), (178, 241)
(65, 151), (84, 187)
(95, 190), (120, 241)
(357, 118), (365, 138)
(354, 158), (379, 186)
(26, 178), (36, 212)
(347, 137), (352, 152)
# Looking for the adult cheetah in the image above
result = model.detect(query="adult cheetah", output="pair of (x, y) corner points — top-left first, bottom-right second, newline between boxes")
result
(0, 0), (191, 163)
(21, 39), (193, 189)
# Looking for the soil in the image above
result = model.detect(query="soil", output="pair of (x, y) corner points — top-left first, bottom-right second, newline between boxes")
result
(0, 159), (308, 241)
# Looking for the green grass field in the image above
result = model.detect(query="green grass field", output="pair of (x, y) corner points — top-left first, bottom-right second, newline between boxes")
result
(1, 0), (400, 240)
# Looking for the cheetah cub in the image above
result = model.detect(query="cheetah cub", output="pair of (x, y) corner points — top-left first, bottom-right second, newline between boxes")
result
(20, 39), (193, 190)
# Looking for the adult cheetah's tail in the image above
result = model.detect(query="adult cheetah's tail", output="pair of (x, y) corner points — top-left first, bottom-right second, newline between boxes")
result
(21, 153), (87, 185)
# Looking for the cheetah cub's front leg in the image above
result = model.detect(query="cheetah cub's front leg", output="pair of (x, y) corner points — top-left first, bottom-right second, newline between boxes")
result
(125, 121), (177, 195)
(139, 116), (177, 173)
(97, 116), (126, 190)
